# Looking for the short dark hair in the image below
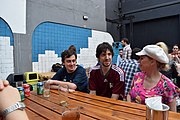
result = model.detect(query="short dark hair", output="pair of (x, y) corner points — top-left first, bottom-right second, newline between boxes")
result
(131, 47), (141, 60)
(61, 50), (77, 63)
(96, 42), (114, 58)
(122, 38), (129, 44)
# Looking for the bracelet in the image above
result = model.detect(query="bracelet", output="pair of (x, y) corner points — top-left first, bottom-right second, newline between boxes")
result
(1, 102), (26, 117)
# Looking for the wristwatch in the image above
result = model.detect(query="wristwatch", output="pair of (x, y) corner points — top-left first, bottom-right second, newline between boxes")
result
(1, 102), (26, 117)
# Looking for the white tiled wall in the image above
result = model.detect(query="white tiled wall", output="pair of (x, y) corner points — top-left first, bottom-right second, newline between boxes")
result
(0, 36), (14, 79)
(77, 30), (113, 68)
(32, 30), (113, 72)
(33, 50), (61, 72)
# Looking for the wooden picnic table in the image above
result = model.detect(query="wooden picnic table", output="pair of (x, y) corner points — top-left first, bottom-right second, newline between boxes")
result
(24, 90), (180, 120)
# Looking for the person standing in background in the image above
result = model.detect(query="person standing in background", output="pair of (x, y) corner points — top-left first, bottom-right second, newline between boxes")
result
(176, 50), (180, 73)
(119, 48), (141, 96)
(116, 49), (123, 66)
(174, 50), (180, 88)
(169, 44), (179, 63)
(176, 50), (180, 64)
(121, 38), (132, 60)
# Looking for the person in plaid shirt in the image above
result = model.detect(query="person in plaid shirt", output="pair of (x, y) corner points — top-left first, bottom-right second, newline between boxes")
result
(121, 38), (132, 60)
(119, 48), (141, 96)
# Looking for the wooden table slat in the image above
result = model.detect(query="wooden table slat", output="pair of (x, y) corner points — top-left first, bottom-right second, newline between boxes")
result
(25, 99), (61, 120)
(26, 109), (47, 120)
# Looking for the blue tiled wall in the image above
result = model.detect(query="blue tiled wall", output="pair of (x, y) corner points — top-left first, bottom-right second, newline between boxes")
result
(32, 22), (92, 62)
(0, 18), (14, 46)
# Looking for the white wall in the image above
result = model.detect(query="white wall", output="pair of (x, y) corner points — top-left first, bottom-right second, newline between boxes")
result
(0, 0), (26, 34)
(0, 37), (14, 79)
(77, 30), (113, 68)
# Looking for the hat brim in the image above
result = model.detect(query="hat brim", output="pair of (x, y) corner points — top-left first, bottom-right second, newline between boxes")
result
(136, 50), (146, 56)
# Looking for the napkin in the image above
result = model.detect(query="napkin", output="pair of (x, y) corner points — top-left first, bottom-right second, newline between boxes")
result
(145, 96), (163, 110)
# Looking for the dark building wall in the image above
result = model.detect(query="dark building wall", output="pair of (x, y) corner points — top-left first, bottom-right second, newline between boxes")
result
(106, 0), (180, 50)
(14, 0), (106, 73)
(126, 15), (179, 50)
(106, 0), (121, 41)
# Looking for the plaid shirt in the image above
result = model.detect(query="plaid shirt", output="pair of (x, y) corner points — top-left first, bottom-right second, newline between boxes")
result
(122, 45), (132, 60)
(119, 59), (139, 96)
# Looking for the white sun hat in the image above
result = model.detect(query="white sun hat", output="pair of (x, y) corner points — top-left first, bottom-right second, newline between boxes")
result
(136, 45), (169, 63)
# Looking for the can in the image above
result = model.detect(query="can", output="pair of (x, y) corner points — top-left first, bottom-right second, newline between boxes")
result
(23, 84), (30, 97)
(37, 82), (43, 95)
(17, 87), (25, 101)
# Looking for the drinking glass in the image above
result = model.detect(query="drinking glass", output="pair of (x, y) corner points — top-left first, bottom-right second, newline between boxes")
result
(62, 105), (80, 120)
(43, 80), (50, 97)
(58, 84), (69, 107)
